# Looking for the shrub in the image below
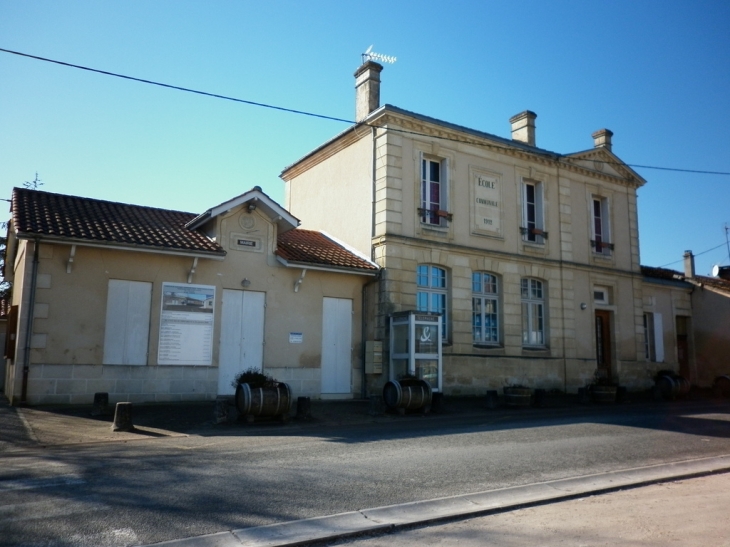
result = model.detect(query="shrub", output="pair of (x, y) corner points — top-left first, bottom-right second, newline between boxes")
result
(232, 368), (278, 389)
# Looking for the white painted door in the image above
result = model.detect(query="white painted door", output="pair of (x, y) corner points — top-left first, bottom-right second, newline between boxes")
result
(321, 297), (352, 394)
(218, 290), (265, 395)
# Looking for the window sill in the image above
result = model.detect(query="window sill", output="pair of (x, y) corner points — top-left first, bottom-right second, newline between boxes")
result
(521, 241), (548, 255)
(521, 347), (551, 357)
(420, 224), (451, 237)
(473, 344), (505, 355)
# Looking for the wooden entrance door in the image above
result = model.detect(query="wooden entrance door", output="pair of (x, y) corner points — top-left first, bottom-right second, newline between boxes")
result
(595, 310), (612, 381)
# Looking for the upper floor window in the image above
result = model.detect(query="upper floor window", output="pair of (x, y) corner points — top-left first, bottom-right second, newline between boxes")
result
(591, 196), (612, 255)
(521, 180), (545, 244)
(472, 272), (500, 345)
(417, 264), (448, 339)
(420, 157), (449, 227)
(521, 278), (545, 347)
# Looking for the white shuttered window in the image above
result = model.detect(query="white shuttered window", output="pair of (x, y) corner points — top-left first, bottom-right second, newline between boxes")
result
(103, 280), (152, 365)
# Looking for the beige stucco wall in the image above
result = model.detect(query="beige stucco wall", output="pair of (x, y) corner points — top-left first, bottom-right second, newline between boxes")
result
(284, 132), (374, 257)
(640, 280), (693, 384)
(691, 287), (730, 386)
(6, 203), (371, 405)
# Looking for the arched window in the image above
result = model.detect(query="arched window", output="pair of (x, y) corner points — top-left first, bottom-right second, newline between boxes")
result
(417, 265), (447, 338)
(521, 278), (545, 346)
(472, 272), (499, 345)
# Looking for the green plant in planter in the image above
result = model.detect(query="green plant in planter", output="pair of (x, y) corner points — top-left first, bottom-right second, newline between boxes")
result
(231, 368), (278, 389)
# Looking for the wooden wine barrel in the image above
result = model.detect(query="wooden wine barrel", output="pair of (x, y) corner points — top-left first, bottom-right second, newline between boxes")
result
(235, 382), (292, 421)
(383, 379), (432, 413)
(655, 373), (689, 400)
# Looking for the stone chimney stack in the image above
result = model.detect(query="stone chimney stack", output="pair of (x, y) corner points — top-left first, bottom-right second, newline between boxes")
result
(355, 61), (383, 122)
(509, 111), (537, 147)
(592, 129), (614, 152)
(683, 250), (695, 279)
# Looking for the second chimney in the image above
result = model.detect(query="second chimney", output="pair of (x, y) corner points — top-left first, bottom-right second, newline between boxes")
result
(355, 61), (383, 122)
(592, 129), (614, 152)
(684, 250), (695, 279)
(509, 111), (537, 147)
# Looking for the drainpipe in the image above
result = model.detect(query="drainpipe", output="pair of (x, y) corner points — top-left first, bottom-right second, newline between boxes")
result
(360, 271), (381, 399)
(21, 238), (40, 405)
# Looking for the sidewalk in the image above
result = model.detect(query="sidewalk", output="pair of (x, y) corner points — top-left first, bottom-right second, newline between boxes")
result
(0, 390), (726, 450)
(321, 472), (730, 547)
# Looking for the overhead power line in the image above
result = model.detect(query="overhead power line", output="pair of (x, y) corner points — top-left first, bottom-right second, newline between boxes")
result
(658, 242), (728, 268)
(2, 46), (730, 177)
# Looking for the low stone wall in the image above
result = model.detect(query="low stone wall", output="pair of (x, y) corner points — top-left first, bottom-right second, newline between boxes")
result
(25, 363), (218, 405)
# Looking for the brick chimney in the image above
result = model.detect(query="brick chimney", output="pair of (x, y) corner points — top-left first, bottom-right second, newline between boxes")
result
(683, 250), (695, 279)
(509, 111), (537, 147)
(592, 129), (614, 152)
(354, 61), (383, 122)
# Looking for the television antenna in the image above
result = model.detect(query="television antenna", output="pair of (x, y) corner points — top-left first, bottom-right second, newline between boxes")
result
(362, 45), (397, 64)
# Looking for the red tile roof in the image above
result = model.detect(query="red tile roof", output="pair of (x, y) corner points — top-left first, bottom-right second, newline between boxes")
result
(642, 265), (730, 295)
(276, 229), (378, 273)
(641, 265), (684, 281)
(11, 188), (224, 256)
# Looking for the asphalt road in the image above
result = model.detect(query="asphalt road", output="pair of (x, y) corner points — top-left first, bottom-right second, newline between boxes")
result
(3, 400), (730, 546)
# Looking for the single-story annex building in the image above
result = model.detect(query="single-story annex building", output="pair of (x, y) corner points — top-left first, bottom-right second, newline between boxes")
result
(3, 186), (378, 405)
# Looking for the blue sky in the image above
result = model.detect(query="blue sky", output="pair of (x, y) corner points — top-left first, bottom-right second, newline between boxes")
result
(1, 1), (729, 275)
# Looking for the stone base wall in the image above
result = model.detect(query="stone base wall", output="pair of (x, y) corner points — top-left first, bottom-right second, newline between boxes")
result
(25, 364), (218, 405)
(364, 356), (660, 397)
(266, 367), (322, 398)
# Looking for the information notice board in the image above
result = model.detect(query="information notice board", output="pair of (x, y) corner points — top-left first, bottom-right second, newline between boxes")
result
(158, 282), (215, 366)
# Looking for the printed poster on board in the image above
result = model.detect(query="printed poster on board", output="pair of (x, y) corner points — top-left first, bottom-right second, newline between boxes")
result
(158, 282), (215, 365)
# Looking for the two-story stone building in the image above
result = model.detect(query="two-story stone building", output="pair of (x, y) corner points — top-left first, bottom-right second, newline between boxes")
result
(281, 60), (678, 395)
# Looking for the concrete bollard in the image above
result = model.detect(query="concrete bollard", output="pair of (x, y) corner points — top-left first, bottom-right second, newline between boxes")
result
(485, 390), (499, 409)
(431, 391), (445, 414)
(368, 395), (384, 416)
(296, 396), (312, 420)
(111, 402), (135, 432)
(533, 388), (546, 408)
(91, 392), (109, 417)
(214, 397), (230, 424)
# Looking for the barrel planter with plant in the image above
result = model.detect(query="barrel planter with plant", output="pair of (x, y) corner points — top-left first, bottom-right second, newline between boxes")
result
(504, 386), (532, 407)
(654, 370), (690, 400)
(233, 368), (292, 423)
(383, 376), (433, 415)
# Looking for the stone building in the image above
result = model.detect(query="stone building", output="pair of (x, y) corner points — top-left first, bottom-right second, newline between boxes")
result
(281, 60), (681, 395)
(3, 186), (377, 405)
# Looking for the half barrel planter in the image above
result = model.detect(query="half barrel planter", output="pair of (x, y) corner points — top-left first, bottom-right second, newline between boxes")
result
(383, 378), (433, 415)
(654, 373), (690, 400)
(504, 387), (532, 407)
(235, 382), (293, 423)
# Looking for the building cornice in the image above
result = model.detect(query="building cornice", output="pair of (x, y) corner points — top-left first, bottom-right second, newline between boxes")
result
(374, 111), (644, 189)
(374, 233), (643, 279)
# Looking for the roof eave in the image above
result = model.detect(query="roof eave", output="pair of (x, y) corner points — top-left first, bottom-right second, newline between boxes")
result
(275, 255), (378, 276)
(15, 232), (227, 260)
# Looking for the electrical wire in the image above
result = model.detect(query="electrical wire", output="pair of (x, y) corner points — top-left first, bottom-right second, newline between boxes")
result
(658, 242), (728, 268)
(2, 46), (730, 177)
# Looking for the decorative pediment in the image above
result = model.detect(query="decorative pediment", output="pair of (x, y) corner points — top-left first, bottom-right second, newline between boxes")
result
(563, 149), (646, 188)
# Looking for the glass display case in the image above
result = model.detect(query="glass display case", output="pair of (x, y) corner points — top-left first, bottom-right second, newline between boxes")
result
(389, 311), (442, 391)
